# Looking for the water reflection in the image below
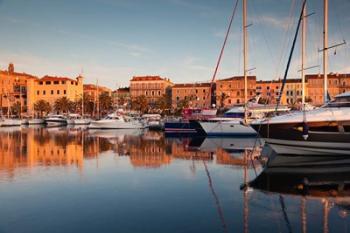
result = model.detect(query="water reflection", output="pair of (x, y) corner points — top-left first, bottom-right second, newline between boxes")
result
(249, 145), (350, 233)
(0, 127), (261, 178)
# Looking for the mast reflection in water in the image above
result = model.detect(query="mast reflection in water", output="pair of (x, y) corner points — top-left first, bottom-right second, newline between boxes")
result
(0, 127), (348, 233)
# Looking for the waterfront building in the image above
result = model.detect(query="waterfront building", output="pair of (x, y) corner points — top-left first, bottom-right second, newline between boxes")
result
(306, 73), (350, 106)
(171, 82), (212, 109)
(129, 76), (173, 106)
(255, 80), (282, 104)
(112, 87), (130, 108)
(216, 76), (256, 108)
(257, 79), (306, 106)
(83, 84), (112, 100)
(0, 63), (38, 115)
(27, 75), (83, 112)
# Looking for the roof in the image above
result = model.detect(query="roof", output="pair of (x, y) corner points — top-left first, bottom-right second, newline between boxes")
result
(217, 76), (256, 82)
(173, 82), (211, 88)
(0, 70), (38, 80)
(306, 73), (350, 80)
(130, 76), (170, 82)
(40, 75), (75, 82)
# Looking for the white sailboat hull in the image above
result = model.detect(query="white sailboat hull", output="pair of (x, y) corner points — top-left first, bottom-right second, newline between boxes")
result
(265, 138), (350, 155)
(1, 119), (22, 127)
(88, 119), (145, 129)
(27, 119), (45, 125)
(198, 121), (257, 136)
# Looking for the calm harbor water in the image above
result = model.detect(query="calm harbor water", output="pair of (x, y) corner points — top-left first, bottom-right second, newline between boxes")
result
(0, 126), (349, 233)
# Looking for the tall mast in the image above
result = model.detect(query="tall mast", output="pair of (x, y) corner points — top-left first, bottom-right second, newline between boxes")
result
(301, 4), (306, 107)
(323, 0), (328, 104)
(243, 0), (248, 120)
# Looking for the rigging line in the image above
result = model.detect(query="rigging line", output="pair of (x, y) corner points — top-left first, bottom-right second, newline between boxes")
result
(276, 0), (307, 111)
(207, 0), (239, 102)
(274, 0), (298, 80)
(203, 160), (229, 233)
(279, 195), (293, 233)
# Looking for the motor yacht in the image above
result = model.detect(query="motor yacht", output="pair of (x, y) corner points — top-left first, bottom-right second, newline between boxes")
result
(88, 113), (145, 129)
(45, 115), (68, 127)
(251, 92), (350, 155)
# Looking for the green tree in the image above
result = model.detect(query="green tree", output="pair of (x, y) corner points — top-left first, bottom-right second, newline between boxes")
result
(99, 92), (113, 115)
(54, 97), (74, 114)
(34, 100), (51, 117)
(132, 95), (148, 113)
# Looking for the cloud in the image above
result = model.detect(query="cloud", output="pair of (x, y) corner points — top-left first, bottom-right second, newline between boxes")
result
(254, 15), (291, 30)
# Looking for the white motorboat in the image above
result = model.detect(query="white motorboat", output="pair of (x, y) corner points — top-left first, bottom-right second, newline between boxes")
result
(27, 118), (45, 125)
(45, 115), (67, 127)
(1, 118), (22, 127)
(88, 113), (145, 129)
(251, 92), (350, 155)
(195, 119), (257, 136)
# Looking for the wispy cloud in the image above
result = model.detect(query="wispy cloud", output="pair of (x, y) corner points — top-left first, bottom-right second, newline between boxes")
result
(253, 15), (291, 30)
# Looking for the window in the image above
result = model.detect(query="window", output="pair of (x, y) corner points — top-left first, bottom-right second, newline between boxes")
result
(71, 81), (74, 85)
(64, 90), (66, 94)
(228, 99), (231, 104)
(176, 96), (180, 101)
(39, 81), (43, 85)
(152, 91), (154, 96)
(237, 99), (240, 104)
(37, 91), (39, 95)
(51, 90), (54, 95)
(203, 89), (206, 93)
(54, 81), (59, 84)
(196, 89), (198, 94)
(43, 90), (46, 95)
(46, 81), (51, 85)
(145, 91), (148, 96)
(57, 90), (60, 94)
(237, 91), (240, 96)
(158, 91), (161, 96)
(62, 81), (66, 84)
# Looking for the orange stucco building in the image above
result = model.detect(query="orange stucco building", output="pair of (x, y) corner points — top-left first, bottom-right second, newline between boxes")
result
(172, 82), (212, 109)
(130, 76), (173, 105)
(216, 76), (256, 107)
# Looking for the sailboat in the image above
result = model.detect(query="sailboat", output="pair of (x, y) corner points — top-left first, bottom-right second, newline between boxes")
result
(1, 92), (21, 127)
(194, 0), (257, 137)
(251, 0), (350, 155)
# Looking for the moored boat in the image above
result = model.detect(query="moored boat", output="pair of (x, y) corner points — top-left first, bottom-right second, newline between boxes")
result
(88, 113), (145, 129)
(45, 115), (68, 127)
(251, 92), (350, 155)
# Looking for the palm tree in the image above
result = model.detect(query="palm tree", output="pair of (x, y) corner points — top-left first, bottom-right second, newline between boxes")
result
(219, 92), (229, 108)
(132, 95), (148, 113)
(54, 97), (74, 114)
(34, 100), (51, 117)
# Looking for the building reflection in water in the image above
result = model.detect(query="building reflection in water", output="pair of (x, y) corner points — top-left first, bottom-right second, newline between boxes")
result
(0, 127), (263, 179)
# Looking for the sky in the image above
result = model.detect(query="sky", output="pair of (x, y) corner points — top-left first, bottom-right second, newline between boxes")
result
(0, 0), (349, 88)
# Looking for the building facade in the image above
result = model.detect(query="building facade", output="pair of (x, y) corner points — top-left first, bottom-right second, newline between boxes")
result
(27, 75), (83, 112)
(83, 84), (112, 100)
(112, 87), (130, 108)
(129, 76), (173, 106)
(306, 73), (350, 106)
(216, 76), (256, 108)
(171, 83), (212, 109)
